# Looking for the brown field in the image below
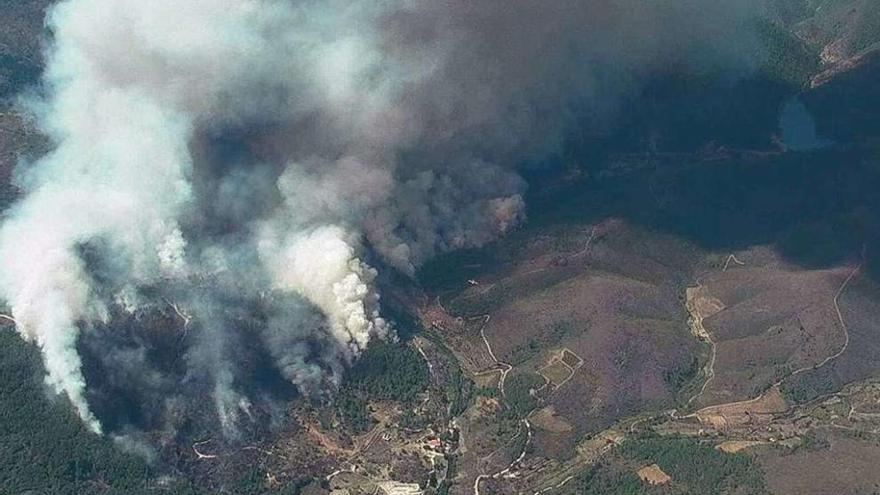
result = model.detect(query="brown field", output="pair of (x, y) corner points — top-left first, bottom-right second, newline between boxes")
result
(491, 228), (697, 421)
(757, 429), (880, 495)
(530, 406), (574, 433)
(413, 130), (880, 491)
(636, 464), (671, 485)
(696, 386), (788, 429)
(473, 370), (502, 388)
(440, 224), (880, 465)
(434, 220), (703, 459)
(678, 245), (880, 418)
(690, 246), (857, 407)
(825, 276), (880, 391)
(715, 440), (768, 453)
(686, 286), (726, 326)
(420, 212), (880, 490)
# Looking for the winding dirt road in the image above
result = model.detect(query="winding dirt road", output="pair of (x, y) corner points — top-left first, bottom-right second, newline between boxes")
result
(474, 316), (532, 495)
(689, 257), (862, 419)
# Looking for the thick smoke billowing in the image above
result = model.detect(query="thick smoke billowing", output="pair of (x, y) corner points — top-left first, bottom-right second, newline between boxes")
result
(0, 0), (764, 437)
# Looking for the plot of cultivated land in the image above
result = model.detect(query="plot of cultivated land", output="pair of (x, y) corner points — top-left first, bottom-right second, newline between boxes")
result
(536, 348), (584, 390)
(538, 359), (573, 388)
(696, 386), (788, 429)
(377, 481), (422, 495)
(637, 464), (671, 485)
(560, 349), (584, 369)
(472, 370), (501, 389)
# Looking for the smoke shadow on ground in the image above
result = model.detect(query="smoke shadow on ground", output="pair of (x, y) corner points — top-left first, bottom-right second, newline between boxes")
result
(420, 60), (880, 290)
(531, 145), (878, 269)
(802, 52), (880, 144)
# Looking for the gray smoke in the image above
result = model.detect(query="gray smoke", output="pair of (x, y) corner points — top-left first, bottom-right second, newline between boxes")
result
(0, 0), (765, 435)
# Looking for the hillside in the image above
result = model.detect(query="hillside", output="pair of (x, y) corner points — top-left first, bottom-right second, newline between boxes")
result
(1, 2), (880, 495)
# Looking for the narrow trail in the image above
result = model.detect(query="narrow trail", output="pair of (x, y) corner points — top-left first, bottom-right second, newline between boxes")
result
(788, 259), (860, 377)
(680, 280), (718, 411)
(479, 317), (513, 394)
(474, 315), (531, 495)
(689, 257), (862, 418)
(497, 419), (532, 477)
(568, 226), (598, 260)
(414, 341), (435, 378)
(355, 422), (386, 455)
(325, 465), (356, 482)
(533, 475), (575, 495)
(686, 337), (717, 410)
(192, 440), (218, 460)
(473, 474), (487, 495)
(722, 254), (745, 272)
(685, 250), (747, 410)
(0, 313), (17, 325)
(473, 230), (601, 495)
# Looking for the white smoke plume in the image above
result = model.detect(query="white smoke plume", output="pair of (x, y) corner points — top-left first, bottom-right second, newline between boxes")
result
(258, 224), (389, 357)
(0, 0), (764, 434)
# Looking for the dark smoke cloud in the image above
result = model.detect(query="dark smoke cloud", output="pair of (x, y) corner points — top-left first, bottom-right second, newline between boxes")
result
(0, 0), (766, 436)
